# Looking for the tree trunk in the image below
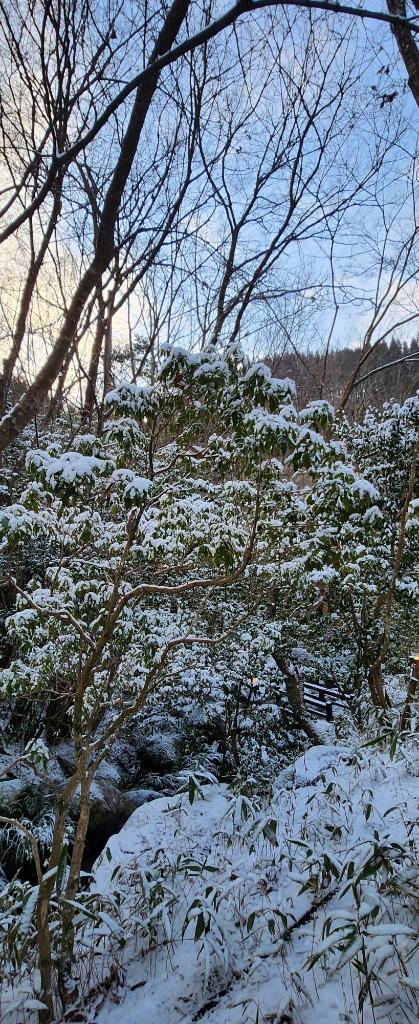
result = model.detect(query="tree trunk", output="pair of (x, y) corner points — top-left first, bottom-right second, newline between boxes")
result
(367, 659), (387, 709)
(387, 0), (419, 109)
(273, 654), (322, 744)
(58, 773), (93, 1011)
(103, 299), (114, 398)
(82, 291), (106, 427)
(36, 787), (76, 1024)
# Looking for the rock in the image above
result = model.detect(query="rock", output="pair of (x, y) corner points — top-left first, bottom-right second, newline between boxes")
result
(88, 781), (141, 831)
(0, 714), (191, 880)
(111, 738), (139, 781)
(125, 787), (161, 805)
(81, 781), (156, 868)
(95, 758), (124, 786)
(137, 732), (183, 772)
(0, 745), (63, 820)
(54, 740), (75, 776)
(0, 775), (28, 813)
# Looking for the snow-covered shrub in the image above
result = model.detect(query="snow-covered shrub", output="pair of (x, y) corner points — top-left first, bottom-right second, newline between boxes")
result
(0, 346), (334, 1019)
(266, 396), (419, 711)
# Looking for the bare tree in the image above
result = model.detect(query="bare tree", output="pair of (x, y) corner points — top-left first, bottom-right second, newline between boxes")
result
(0, 0), (418, 445)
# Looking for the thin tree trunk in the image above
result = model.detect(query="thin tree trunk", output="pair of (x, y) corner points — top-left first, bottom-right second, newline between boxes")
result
(59, 773), (93, 1010)
(103, 299), (113, 398)
(47, 342), (76, 424)
(82, 291), (106, 427)
(36, 779), (79, 1023)
(127, 294), (137, 380)
(97, 290), (115, 433)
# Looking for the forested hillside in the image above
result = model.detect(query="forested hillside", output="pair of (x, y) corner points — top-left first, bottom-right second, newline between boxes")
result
(269, 338), (419, 414)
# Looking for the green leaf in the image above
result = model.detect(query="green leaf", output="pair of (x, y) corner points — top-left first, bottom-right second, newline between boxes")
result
(194, 912), (206, 941)
(188, 777), (196, 805)
(389, 733), (398, 760)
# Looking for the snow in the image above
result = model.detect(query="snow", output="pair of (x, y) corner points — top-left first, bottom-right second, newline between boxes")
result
(109, 469), (152, 500)
(104, 383), (155, 405)
(243, 363), (296, 398)
(306, 567), (337, 583)
(86, 742), (419, 1024)
(26, 450), (109, 486)
(244, 408), (290, 434)
(299, 400), (334, 420)
(193, 360), (229, 379)
(244, 362), (272, 381)
(350, 477), (380, 502)
(270, 375), (296, 397)
(362, 504), (382, 523)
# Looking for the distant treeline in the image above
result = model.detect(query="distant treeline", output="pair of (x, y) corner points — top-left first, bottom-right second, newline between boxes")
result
(268, 338), (419, 415)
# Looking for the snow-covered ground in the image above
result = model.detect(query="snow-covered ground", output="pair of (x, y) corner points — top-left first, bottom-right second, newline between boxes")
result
(87, 742), (419, 1024)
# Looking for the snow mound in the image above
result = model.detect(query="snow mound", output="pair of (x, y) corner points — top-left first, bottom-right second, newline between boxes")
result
(90, 742), (419, 1024)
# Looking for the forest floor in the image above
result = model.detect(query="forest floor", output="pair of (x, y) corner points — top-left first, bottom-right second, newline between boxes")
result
(84, 739), (419, 1024)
